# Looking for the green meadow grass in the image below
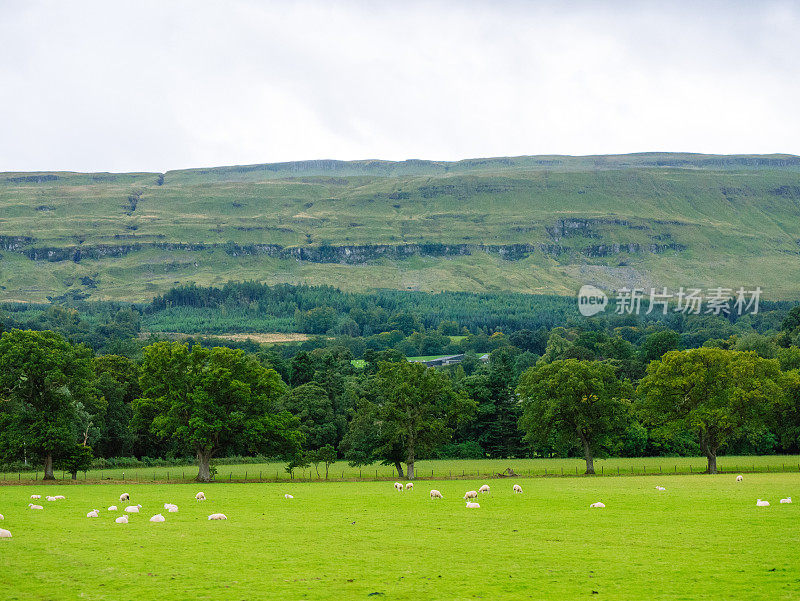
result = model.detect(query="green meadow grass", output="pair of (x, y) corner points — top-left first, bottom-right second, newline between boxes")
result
(1, 473), (798, 600)
(3, 455), (799, 485)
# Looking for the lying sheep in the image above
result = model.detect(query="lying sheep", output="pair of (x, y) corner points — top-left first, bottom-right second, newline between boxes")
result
(53, 495), (65, 500)
(107, 506), (117, 511)
(465, 501), (480, 509)
(115, 515), (129, 524)
(284, 494), (293, 499)
(513, 484), (523, 494)
(164, 504), (179, 512)
(28, 504), (43, 510)
(0, 528), (11, 538)
(30, 495), (41, 500)
(464, 490), (478, 500)
(780, 497), (792, 504)
(0, 514), (3, 520)
(149, 514), (166, 523)
(590, 502), (605, 508)
(124, 505), (142, 513)
(207, 513), (227, 520)
(430, 489), (443, 499)
(86, 510), (99, 518)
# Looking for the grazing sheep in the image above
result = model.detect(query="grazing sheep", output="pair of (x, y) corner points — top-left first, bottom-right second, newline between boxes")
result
(149, 514), (166, 523)
(124, 505), (142, 513)
(115, 515), (129, 524)
(284, 494), (293, 499)
(195, 492), (206, 501)
(107, 506), (117, 511)
(464, 490), (478, 500)
(430, 489), (443, 499)
(406, 483), (413, 490)
(207, 513), (227, 520)
(30, 495), (41, 499)
(736, 475), (743, 482)
(28, 504), (43, 510)
(780, 497), (792, 504)
(478, 485), (490, 494)
(86, 510), (99, 518)
(0, 529), (11, 538)
(394, 482), (403, 492)
(655, 486), (666, 491)
(513, 484), (523, 493)
(465, 501), (480, 509)
(590, 502), (605, 508)
(120, 493), (130, 502)
(756, 499), (770, 506)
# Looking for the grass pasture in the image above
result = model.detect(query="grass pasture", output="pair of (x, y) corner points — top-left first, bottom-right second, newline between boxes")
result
(1, 473), (799, 600)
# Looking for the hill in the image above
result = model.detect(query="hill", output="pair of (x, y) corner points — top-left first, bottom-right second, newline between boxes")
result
(2, 152), (800, 302)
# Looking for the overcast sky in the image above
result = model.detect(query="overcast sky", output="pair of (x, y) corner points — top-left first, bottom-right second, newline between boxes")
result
(1, 0), (798, 173)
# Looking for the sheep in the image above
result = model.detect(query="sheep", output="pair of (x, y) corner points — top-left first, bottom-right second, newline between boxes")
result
(756, 499), (770, 507)
(149, 514), (166, 523)
(478, 484), (490, 494)
(45, 496), (56, 502)
(394, 482), (403, 492)
(430, 489), (443, 499)
(195, 492), (206, 501)
(107, 506), (117, 511)
(590, 502), (605, 508)
(28, 504), (43, 510)
(124, 504), (142, 513)
(30, 495), (41, 499)
(655, 486), (666, 491)
(406, 483), (413, 491)
(115, 515), (129, 524)
(284, 494), (293, 499)
(513, 484), (523, 494)
(164, 503), (179, 512)
(207, 513), (227, 520)
(120, 493), (130, 502)
(0, 528), (11, 538)
(465, 501), (480, 509)
(53, 495), (65, 500)
(0, 514), (3, 520)
(780, 497), (792, 504)
(736, 475), (743, 482)
(86, 510), (99, 518)
(464, 490), (478, 500)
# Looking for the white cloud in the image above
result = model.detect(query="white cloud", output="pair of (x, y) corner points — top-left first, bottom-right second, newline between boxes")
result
(1, 0), (798, 172)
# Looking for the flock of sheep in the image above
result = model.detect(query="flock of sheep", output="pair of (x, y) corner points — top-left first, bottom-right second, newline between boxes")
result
(0, 472), (794, 540)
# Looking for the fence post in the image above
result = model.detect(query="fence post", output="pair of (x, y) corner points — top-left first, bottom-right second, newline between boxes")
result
(617, 466), (620, 475)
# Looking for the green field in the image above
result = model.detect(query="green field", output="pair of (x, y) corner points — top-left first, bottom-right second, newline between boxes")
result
(1, 473), (798, 600)
(3, 455), (799, 485)
(3, 153), (800, 302)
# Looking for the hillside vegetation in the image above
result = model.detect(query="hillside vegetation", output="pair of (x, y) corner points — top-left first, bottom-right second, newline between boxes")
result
(2, 153), (800, 302)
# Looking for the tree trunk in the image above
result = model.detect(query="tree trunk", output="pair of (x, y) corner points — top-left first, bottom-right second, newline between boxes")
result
(43, 454), (55, 480)
(706, 452), (717, 474)
(394, 460), (405, 479)
(196, 448), (212, 482)
(699, 428), (718, 474)
(71, 471), (77, 480)
(406, 461), (415, 480)
(580, 435), (595, 474)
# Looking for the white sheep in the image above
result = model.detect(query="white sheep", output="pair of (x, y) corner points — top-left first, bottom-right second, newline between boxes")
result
(0, 528), (11, 538)
(28, 504), (43, 510)
(478, 484), (490, 494)
(30, 494), (41, 499)
(513, 484), (523, 493)
(394, 482), (403, 492)
(107, 505), (118, 511)
(780, 497), (792, 504)
(124, 504), (142, 513)
(756, 499), (770, 506)
(164, 503), (179, 512)
(406, 482), (413, 490)
(208, 513), (227, 520)
(464, 490), (478, 500)
(120, 493), (130, 502)
(53, 495), (65, 500)
(86, 510), (99, 518)
(45, 496), (56, 502)
(284, 494), (293, 499)
(465, 501), (480, 509)
(736, 475), (743, 482)
(195, 492), (206, 501)
(115, 515), (129, 524)
(590, 502), (605, 508)
(0, 514), (3, 520)
(430, 489), (443, 499)
(655, 486), (666, 491)
(149, 514), (166, 522)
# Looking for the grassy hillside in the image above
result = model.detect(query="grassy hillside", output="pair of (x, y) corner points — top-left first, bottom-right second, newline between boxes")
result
(2, 153), (800, 302)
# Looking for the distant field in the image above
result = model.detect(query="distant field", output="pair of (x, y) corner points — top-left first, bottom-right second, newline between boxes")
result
(1, 473), (798, 600)
(140, 331), (311, 344)
(3, 455), (799, 484)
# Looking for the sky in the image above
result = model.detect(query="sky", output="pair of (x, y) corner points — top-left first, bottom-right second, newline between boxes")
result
(1, 0), (799, 173)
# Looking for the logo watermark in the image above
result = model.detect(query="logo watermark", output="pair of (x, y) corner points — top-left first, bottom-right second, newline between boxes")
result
(576, 286), (762, 316)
